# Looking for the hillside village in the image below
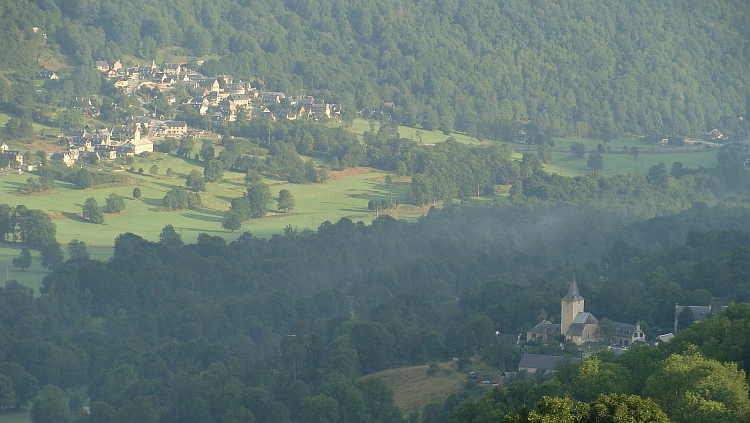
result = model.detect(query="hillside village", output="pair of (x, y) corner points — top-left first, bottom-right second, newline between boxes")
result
(98, 59), (342, 123)
(13, 60), (345, 168)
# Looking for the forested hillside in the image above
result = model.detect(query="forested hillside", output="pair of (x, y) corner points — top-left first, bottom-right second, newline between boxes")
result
(3, 0), (750, 138)
(3, 196), (750, 422)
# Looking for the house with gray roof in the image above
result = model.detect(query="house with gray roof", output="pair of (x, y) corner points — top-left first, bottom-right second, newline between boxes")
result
(612, 321), (645, 347)
(674, 304), (712, 333)
(518, 354), (581, 374)
(526, 320), (561, 342)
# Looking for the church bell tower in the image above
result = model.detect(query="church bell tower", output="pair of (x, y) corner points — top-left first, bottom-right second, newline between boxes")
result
(561, 275), (584, 335)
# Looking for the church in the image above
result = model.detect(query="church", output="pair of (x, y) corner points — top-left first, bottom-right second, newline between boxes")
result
(526, 275), (646, 347)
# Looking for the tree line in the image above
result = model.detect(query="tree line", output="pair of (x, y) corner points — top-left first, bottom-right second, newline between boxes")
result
(1, 188), (750, 421)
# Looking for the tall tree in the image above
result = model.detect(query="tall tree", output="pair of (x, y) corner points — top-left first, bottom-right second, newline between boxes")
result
(159, 224), (183, 247)
(200, 140), (215, 162)
(643, 349), (750, 423)
(246, 182), (272, 218)
(12, 247), (31, 271)
(186, 170), (206, 192)
(30, 385), (70, 423)
(587, 151), (604, 171)
(204, 159), (224, 183)
(67, 239), (89, 261)
(102, 193), (125, 214)
(82, 197), (104, 223)
(278, 189), (295, 212)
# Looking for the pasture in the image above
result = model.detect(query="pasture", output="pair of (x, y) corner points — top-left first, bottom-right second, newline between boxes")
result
(0, 153), (416, 249)
(345, 119), (719, 176)
(546, 149), (717, 177)
(344, 119), (498, 146)
(363, 358), (498, 414)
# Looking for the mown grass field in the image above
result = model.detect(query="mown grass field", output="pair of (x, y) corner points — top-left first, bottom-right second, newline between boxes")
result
(0, 246), (50, 294)
(534, 136), (717, 176)
(0, 153), (417, 249)
(0, 410), (30, 423)
(363, 362), (467, 414)
(344, 119), (501, 146)
(0, 111), (58, 137)
(346, 119), (719, 177)
(364, 358), (498, 414)
(546, 149), (718, 177)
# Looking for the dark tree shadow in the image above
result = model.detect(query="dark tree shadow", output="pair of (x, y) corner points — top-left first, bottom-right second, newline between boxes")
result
(215, 195), (237, 203)
(179, 212), (223, 223)
(141, 197), (164, 207)
(151, 181), (182, 190)
(62, 211), (88, 223)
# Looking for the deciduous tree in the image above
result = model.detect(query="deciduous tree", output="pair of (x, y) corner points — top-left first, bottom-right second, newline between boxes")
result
(278, 189), (295, 212)
(12, 247), (31, 271)
(82, 197), (103, 223)
(30, 385), (70, 423)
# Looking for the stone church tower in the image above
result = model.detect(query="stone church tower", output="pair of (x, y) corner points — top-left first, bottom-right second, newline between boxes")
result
(561, 275), (584, 335)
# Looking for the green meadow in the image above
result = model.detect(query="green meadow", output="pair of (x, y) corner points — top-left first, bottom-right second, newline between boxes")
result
(345, 119), (718, 176)
(0, 123), (720, 299)
(0, 153), (416, 248)
(343, 119), (499, 146)
(545, 136), (717, 176)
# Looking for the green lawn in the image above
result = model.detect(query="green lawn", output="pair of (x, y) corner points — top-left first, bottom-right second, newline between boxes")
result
(544, 150), (717, 177)
(0, 151), (426, 297)
(343, 119), (501, 146)
(0, 111), (58, 141)
(0, 154), (416, 248)
(0, 245), (50, 294)
(0, 410), (30, 423)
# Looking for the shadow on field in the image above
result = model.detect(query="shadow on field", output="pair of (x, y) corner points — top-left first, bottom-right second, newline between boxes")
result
(141, 197), (164, 207)
(214, 195), (236, 203)
(180, 212), (222, 223)
(321, 201), (358, 207)
(195, 208), (224, 217)
(151, 181), (179, 190)
(62, 211), (88, 223)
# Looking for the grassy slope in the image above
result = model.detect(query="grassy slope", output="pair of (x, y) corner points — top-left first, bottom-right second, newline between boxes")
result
(548, 137), (717, 177)
(344, 119), (502, 146)
(364, 362), (467, 414)
(349, 119), (718, 178)
(0, 154), (418, 247)
(0, 411), (30, 423)
(364, 358), (498, 414)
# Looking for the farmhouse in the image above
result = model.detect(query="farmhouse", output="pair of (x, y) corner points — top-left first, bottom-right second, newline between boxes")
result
(4, 151), (23, 166)
(94, 145), (118, 160)
(163, 121), (188, 137)
(49, 152), (75, 166)
(674, 304), (713, 333)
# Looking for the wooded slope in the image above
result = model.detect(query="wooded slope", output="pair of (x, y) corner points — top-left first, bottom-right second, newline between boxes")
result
(3, 0), (749, 138)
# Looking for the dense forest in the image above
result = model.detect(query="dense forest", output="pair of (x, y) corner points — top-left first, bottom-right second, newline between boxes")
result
(2, 0), (750, 138)
(2, 185), (750, 421)
(3, 0), (750, 421)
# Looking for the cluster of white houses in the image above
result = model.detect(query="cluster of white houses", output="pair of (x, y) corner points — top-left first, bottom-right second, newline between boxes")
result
(44, 120), (187, 166)
(97, 60), (341, 123)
